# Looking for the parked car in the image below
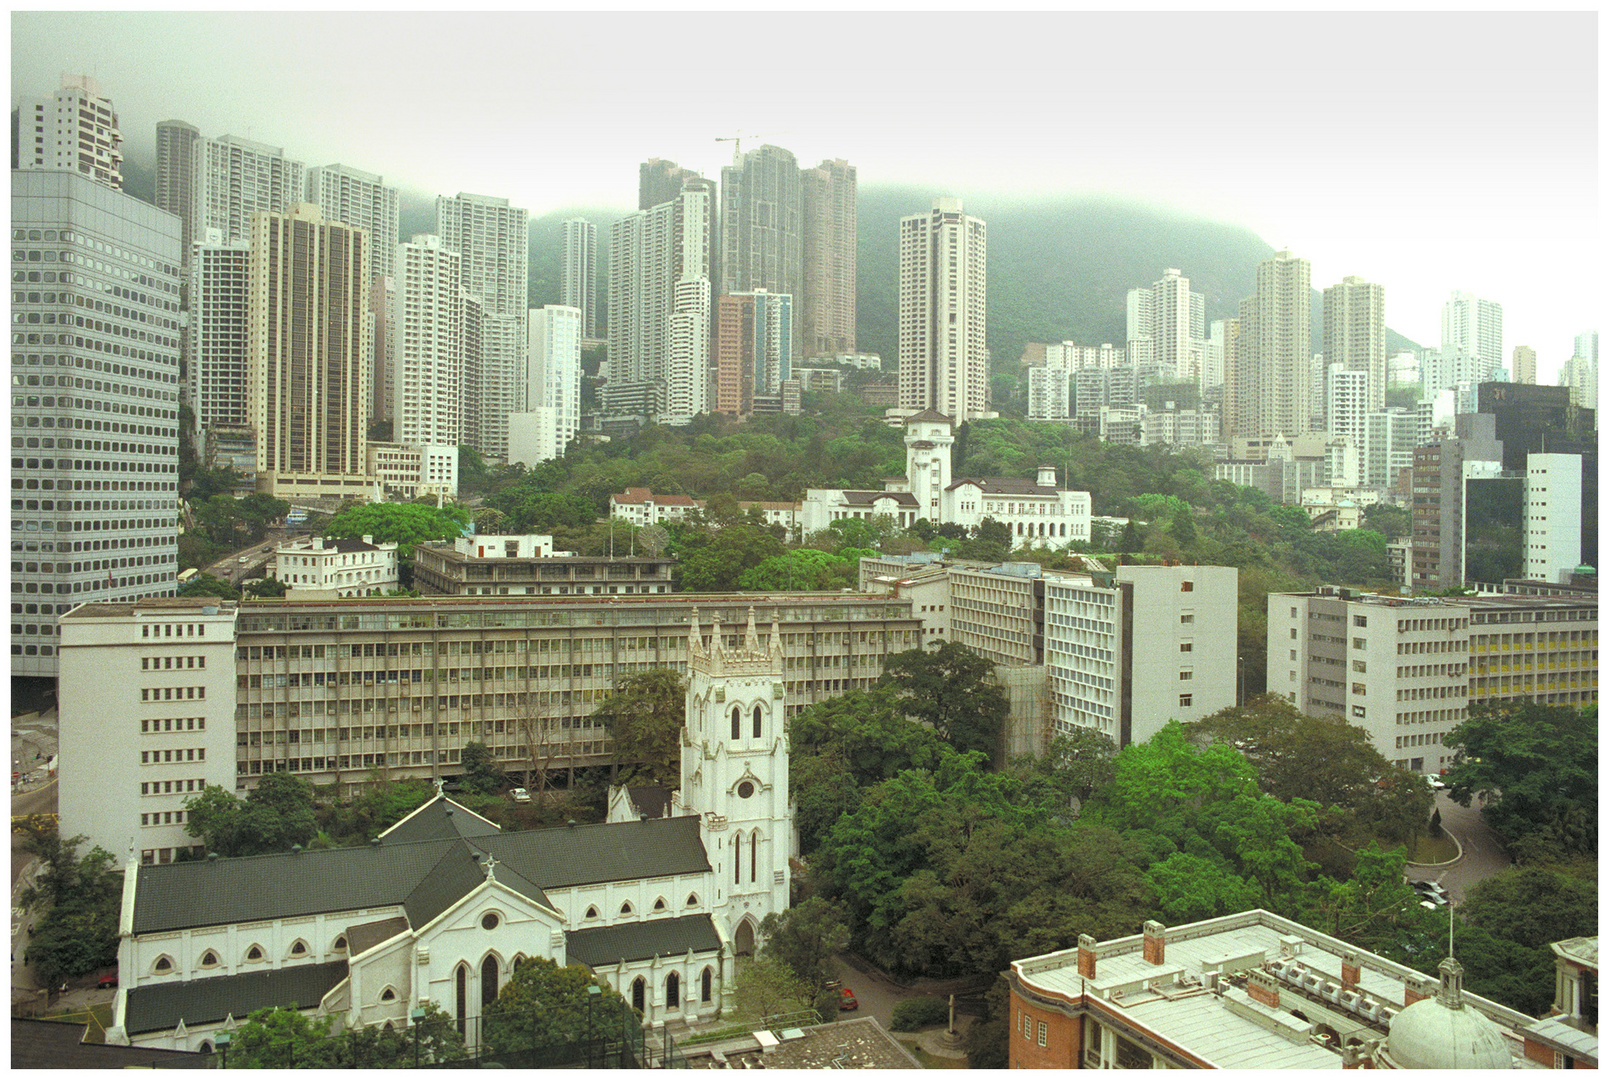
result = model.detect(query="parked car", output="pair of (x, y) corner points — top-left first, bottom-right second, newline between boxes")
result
(1427, 777), (1447, 790)
(510, 787), (531, 804)
(838, 987), (858, 1011)
(96, 973), (118, 989)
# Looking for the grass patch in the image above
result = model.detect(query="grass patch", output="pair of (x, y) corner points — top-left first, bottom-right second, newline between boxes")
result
(41, 1003), (114, 1043)
(1406, 832), (1460, 864)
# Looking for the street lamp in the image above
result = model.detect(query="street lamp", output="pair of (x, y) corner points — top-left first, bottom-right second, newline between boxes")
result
(587, 984), (602, 1068)
(215, 1031), (230, 1068)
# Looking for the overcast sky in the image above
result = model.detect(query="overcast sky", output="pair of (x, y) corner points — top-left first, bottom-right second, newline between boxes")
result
(12, 11), (1599, 380)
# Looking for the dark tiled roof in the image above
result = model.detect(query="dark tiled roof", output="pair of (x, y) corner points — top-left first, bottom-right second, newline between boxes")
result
(841, 490), (919, 507)
(475, 815), (710, 890)
(624, 785), (673, 819)
(947, 477), (1059, 496)
(345, 916), (410, 959)
(566, 914), (723, 967)
(904, 409), (954, 425)
(11, 1017), (211, 1068)
(131, 838), (463, 934)
(378, 795), (502, 844)
(133, 813), (705, 934)
(123, 961), (348, 1035)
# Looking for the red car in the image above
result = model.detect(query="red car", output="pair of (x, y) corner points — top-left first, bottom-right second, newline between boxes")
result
(96, 973), (118, 989)
(838, 987), (857, 1011)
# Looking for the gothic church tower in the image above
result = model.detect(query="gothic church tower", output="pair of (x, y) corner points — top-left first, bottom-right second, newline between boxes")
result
(681, 607), (791, 954)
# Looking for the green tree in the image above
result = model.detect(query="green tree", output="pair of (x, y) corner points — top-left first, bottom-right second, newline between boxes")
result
(224, 1001), (465, 1068)
(1169, 504), (1198, 546)
(1443, 702), (1597, 858)
(322, 501), (471, 560)
(481, 957), (634, 1055)
(177, 572), (241, 600)
(222, 1005), (344, 1068)
(184, 773), (318, 857)
(244, 576), (288, 599)
(13, 819), (120, 988)
(459, 741), (506, 796)
(758, 897), (850, 986)
(592, 669), (685, 786)
(1460, 867), (1597, 950)
(676, 524), (785, 592)
(734, 956), (818, 1020)
(1008, 728), (1118, 808)
(1143, 852), (1260, 923)
(878, 641), (1009, 759)
(737, 548), (853, 592)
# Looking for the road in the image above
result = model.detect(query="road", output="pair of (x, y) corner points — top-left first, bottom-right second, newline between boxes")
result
(1405, 790), (1511, 903)
(204, 539), (277, 585)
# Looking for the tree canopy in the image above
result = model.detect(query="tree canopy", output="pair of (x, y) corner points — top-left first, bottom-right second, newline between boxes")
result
(14, 818), (119, 988)
(1443, 702), (1597, 861)
(184, 773), (318, 857)
(322, 502), (471, 559)
(481, 958), (634, 1055)
(593, 669), (686, 786)
(878, 641), (1009, 760)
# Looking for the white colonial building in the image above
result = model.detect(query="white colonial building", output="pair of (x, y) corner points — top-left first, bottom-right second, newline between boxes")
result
(801, 411), (1092, 547)
(270, 536), (400, 598)
(106, 608), (793, 1053)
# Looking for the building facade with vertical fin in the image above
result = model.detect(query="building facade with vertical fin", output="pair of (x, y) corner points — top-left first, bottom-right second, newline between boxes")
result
(435, 192), (528, 463)
(154, 120), (199, 258)
(191, 136), (306, 248)
(561, 219), (597, 338)
(185, 229), (252, 433)
(719, 145), (801, 307)
(247, 204), (371, 498)
(898, 199), (988, 422)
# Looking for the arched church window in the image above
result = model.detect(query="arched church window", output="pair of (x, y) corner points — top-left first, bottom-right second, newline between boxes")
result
(732, 832), (742, 884)
(753, 705), (762, 738)
(631, 976), (646, 1013)
(731, 705), (741, 741)
(666, 970), (681, 1008)
(750, 828), (759, 882)
(701, 966), (714, 1003)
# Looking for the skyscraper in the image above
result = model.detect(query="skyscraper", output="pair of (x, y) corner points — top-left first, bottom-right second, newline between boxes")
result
(192, 135), (306, 247)
(639, 158), (699, 211)
(1440, 290), (1503, 375)
(515, 304), (582, 462)
(370, 275), (395, 424)
(1322, 275), (1386, 412)
(714, 290), (792, 416)
(11, 169), (183, 678)
(898, 199), (988, 421)
(12, 75), (123, 190)
(799, 159), (857, 357)
(720, 145), (801, 303)
(1560, 354), (1597, 415)
(436, 192), (529, 462)
(248, 204), (371, 498)
(186, 229), (252, 433)
(608, 180), (714, 426)
(1147, 269), (1204, 383)
(154, 120), (200, 257)
(1511, 344), (1537, 385)
(393, 235), (464, 449)
(307, 164), (400, 284)
(1232, 250), (1312, 438)
(561, 219), (598, 338)
(1573, 330), (1598, 363)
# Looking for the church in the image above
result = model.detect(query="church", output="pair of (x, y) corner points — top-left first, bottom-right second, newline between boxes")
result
(800, 410), (1093, 545)
(106, 609), (792, 1052)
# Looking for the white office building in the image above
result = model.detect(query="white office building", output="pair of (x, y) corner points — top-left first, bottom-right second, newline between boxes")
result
(185, 229), (251, 435)
(10, 169), (184, 678)
(1526, 454), (1583, 583)
(1044, 565), (1238, 747)
(1441, 290), (1503, 375)
(393, 235), (463, 450)
(1363, 408), (1417, 490)
(14, 75), (124, 190)
(436, 193), (529, 463)
(270, 535), (400, 598)
(191, 135), (306, 247)
(307, 164), (400, 284)
(561, 218), (598, 338)
(899, 199), (988, 421)
(57, 599), (240, 864)
(666, 277), (712, 424)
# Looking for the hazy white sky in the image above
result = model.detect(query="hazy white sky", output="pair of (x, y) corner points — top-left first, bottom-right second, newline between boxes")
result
(12, 11), (1599, 379)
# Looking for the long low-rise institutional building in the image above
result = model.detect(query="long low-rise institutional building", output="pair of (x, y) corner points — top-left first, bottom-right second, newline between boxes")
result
(1268, 586), (1598, 774)
(58, 592), (921, 866)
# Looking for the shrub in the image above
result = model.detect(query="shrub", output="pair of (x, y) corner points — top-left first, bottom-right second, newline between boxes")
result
(890, 996), (949, 1032)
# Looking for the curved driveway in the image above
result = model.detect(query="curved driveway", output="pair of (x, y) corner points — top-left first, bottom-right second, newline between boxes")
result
(1405, 791), (1511, 903)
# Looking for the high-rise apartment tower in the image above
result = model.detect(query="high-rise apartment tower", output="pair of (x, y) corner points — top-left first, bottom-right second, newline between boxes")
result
(154, 120), (200, 257)
(1231, 250), (1311, 438)
(1322, 275), (1386, 412)
(393, 235), (463, 449)
(561, 219), (598, 338)
(307, 164), (400, 284)
(898, 198), (988, 422)
(799, 159), (857, 357)
(13, 75), (123, 190)
(1441, 291), (1503, 375)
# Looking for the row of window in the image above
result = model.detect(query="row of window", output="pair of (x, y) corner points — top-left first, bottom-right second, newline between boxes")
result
(141, 717), (205, 733)
(140, 747), (205, 764)
(141, 686), (206, 701)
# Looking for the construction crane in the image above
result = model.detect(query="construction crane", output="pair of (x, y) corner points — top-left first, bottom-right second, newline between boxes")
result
(714, 131), (787, 161)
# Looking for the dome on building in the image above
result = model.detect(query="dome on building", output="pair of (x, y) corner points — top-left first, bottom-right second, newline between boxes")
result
(1386, 957), (1512, 1069)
